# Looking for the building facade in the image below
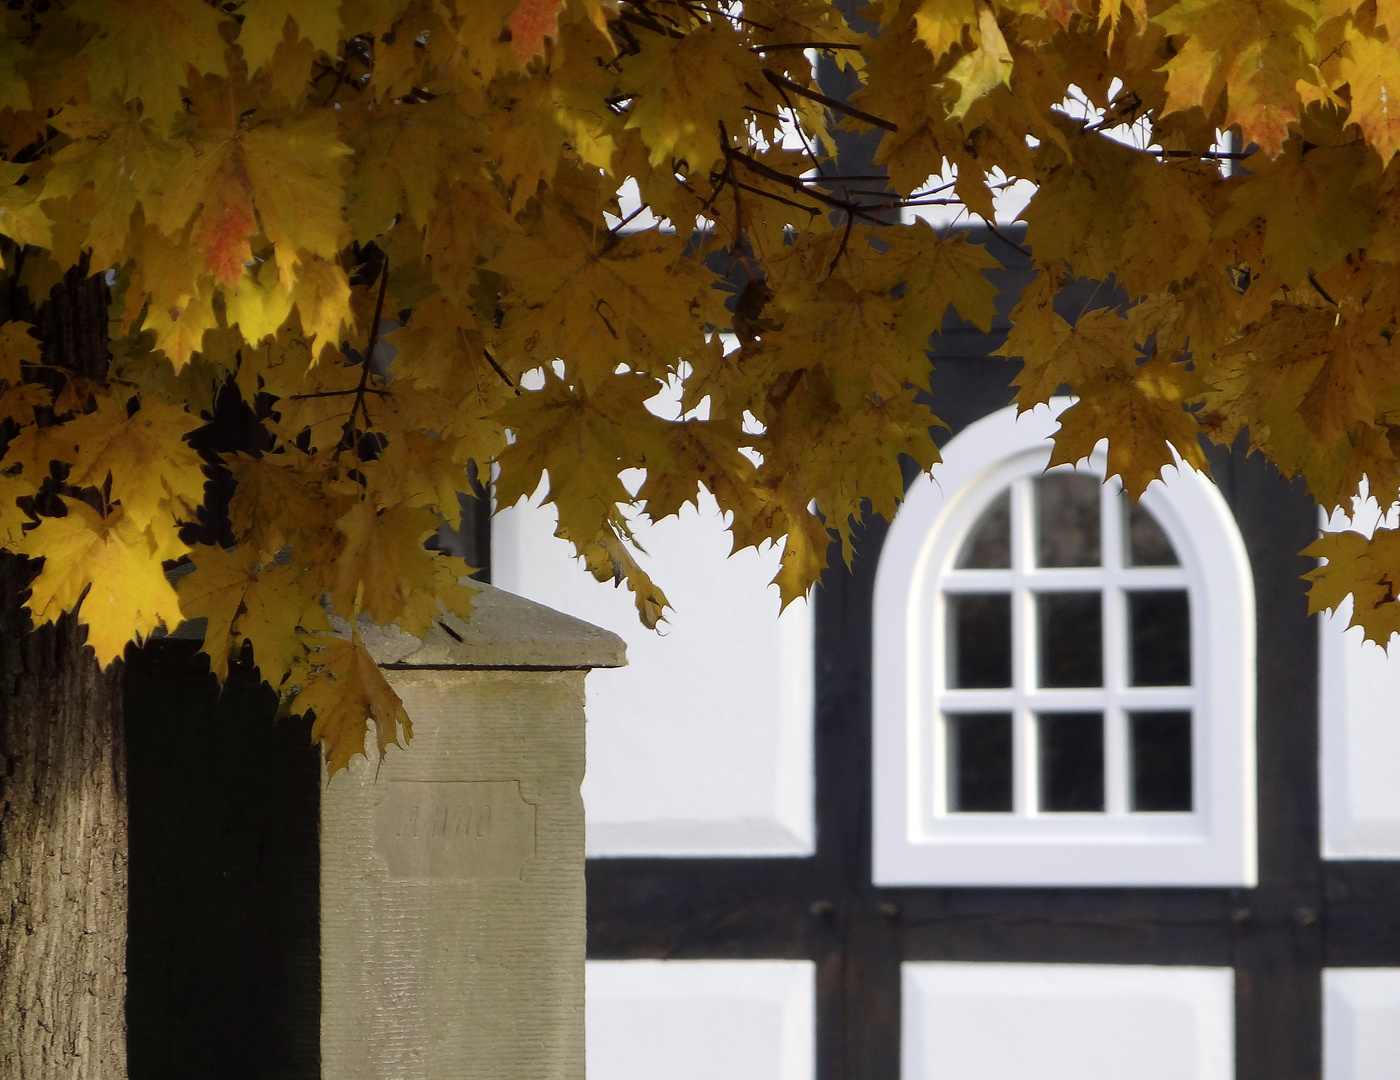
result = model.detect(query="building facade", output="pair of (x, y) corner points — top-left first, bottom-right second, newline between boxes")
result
(493, 263), (1400, 1080)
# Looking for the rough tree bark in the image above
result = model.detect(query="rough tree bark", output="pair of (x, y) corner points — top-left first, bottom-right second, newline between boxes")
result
(0, 266), (127, 1080)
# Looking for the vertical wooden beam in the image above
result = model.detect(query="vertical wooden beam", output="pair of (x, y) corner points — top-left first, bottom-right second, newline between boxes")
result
(1210, 440), (1324, 1080)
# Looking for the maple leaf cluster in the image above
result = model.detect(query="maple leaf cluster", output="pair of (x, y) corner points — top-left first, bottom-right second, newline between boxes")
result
(3, 0), (1400, 769)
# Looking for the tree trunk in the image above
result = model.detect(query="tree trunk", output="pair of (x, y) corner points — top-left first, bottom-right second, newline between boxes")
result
(0, 264), (126, 1078)
(0, 557), (127, 1080)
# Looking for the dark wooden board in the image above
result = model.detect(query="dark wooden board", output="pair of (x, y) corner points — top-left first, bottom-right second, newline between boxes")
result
(125, 641), (320, 1080)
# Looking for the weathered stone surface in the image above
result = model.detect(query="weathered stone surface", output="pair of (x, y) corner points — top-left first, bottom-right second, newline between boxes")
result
(359, 581), (627, 670)
(322, 587), (622, 1080)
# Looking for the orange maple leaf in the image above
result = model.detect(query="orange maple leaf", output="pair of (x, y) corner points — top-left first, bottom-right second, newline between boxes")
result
(1039, 0), (1078, 28)
(509, 0), (563, 63)
(195, 172), (258, 287)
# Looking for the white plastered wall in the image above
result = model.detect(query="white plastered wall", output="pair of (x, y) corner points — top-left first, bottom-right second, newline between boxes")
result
(493, 485), (814, 857)
(902, 962), (1235, 1080)
(1319, 495), (1400, 858)
(1324, 969), (1400, 1080)
(586, 960), (815, 1080)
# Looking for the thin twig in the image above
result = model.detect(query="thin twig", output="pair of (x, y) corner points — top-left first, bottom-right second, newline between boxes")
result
(1154, 147), (1253, 160)
(290, 387), (391, 400)
(761, 69), (898, 132)
(727, 148), (886, 223)
(984, 222), (1032, 259)
(483, 348), (520, 393)
(734, 180), (822, 217)
(805, 174), (897, 184)
(609, 203), (650, 235)
(827, 212), (856, 278)
(336, 265), (390, 456)
(907, 177), (958, 200)
(750, 42), (863, 53)
(764, 79), (829, 182)
(718, 120), (747, 254)
(619, 7), (686, 38)
(1309, 270), (1339, 308)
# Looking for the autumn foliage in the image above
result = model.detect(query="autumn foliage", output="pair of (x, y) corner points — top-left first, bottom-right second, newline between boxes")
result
(2, 0), (1400, 770)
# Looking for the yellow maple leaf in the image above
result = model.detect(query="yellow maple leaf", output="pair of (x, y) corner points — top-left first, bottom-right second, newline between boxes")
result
(0, 164), (52, 253)
(1049, 356), (1211, 499)
(1007, 304), (1134, 409)
(42, 98), (178, 273)
(772, 501), (832, 609)
(944, 3), (1014, 120)
(329, 499), (443, 634)
(289, 254), (353, 357)
(491, 214), (711, 389)
(18, 498), (186, 666)
(367, 429), (473, 528)
(41, 397), (207, 530)
(241, 116), (355, 288)
(617, 17), (766, 173)
(291, 628), (412, 775)
(176, 542), (262, 681)
(227, 449), (335, 555)
(1340, 30), (1400, 166)
(875, 222), (1002, 340)
(0, 321), (40, 385)
(238, 0), (344, 74)
(1217, 141), (1374, 289)
(238, 560), (328, 686)
(69, 0), (229, 131)
(151, 98), (351, 294)
(177, 542), (327, 685)
(0, 469), (37, 547)
(223, 258), (297, 347)
(913, 0), (977, 60)
(1154, 0), (1316, 156)
(493, 368), (672, 530)
(1305, 526), (1400, 645)
(490, 77), (567, 214)
(1099, 0), (1148, 40)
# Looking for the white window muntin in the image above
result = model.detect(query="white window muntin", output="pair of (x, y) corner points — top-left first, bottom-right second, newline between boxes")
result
(930, 454), (1196, 828)
(874, 400), (1256, 886)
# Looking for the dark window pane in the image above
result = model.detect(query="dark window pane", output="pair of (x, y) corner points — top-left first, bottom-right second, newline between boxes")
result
(1036, 473), (1101, 567)
(947, 713), (1013, 812)
(1125, 498), (1180, 566)
(1130, 711), (1193, 811)
(1039, 712), (1105, 812)
(955, 491), (1011, 569)
(1037, 592), (1102, 687)
(947, 594), (1012, 688)
(1128, 590), (1191, 686)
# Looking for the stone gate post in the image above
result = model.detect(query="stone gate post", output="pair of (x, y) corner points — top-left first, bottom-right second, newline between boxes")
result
(319, 583), (625, 1080)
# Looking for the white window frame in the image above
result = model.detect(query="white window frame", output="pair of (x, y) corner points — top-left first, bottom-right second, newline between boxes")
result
(873, 400), (1257, 886)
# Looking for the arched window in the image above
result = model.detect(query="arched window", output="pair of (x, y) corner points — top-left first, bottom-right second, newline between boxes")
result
(873, 400), (1257, 886)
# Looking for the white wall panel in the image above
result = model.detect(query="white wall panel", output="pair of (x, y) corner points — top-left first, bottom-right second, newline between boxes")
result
(586, 960), (815, 1080)
(902, 962), (1234, 1080)
(1319, 497), (1400, 858)
(1324, 969), (1400, 1080)
(493, 487), (813, 856)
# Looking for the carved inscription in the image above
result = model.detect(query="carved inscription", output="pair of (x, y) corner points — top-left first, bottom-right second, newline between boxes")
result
(371, 781), (535, 880)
